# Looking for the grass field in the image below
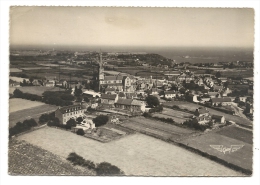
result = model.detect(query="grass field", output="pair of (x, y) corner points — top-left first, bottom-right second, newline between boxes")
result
(163, 101), (252, 126)
(10, 76), (29, 83)
(216, 126), (253, 144)
(21, 67), (51, 70)
(178, 125), (253, 172)
(17, 127), (242, 176)
(153, 108), (193, 124)
(17, 86), (65, 96)
(10, 68), (22, 72)
(9, 98), (45, 113)
(9, 98), (58, 128)
(9, 139), (95, 175)
(122, 117), (197, 141)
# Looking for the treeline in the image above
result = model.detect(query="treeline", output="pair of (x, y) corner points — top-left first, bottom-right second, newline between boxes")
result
(9, 119), (38, 138)
(13, 89), (74, 106)
(66, 152), (125, 176)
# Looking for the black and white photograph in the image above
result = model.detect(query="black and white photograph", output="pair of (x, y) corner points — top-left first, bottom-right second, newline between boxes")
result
(1, 1), (259, 183)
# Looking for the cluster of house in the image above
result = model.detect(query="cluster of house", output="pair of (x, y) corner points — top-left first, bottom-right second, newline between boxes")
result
(100, 93), (146, 114)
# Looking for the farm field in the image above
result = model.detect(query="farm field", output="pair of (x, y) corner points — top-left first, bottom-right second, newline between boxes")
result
(178, 126), (253, 172)
(17, 127), (242, 176)
(9, 99), (58, 127)
(9, 98), (45, 113)
(153, 108), (192, 124)
(163, 101), (252, 127)
(10, 68), (22, 72)
(10, 76), (29, 83)
(17, 86), (65, 96)
(121, 116), (197, 140)
(216, 125), (253, 144)
(21, 67), (51, 70)
(9, 139), (95, 175)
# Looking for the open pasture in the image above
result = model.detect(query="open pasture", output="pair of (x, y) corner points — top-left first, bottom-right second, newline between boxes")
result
(153, 108), (193, 124)
(17, 86), (65, 96)
(10, 76), (29, 83)
(216, 125), (253, 144)
(9, 98), (45, 113)
(10, 68), (22, 73)
(17, 127), (242, 176)
(21, 67), (51, 70)
(122, 116), (196, 140)
(9, 139), (94, 175)
(9, 103), (58, 128)
(178, 126), (252, 172)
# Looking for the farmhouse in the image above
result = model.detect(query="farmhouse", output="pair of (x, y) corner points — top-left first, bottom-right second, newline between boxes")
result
(211, 115), (225, 124)
(100, 93), (118, 108)
(211, 97), (232, 106)
(55, 104), (86, 124)
(114, 98), (145, 113)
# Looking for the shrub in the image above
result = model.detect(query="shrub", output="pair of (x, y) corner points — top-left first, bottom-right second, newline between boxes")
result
(93, 115), (109, 127)
(76, 117), (83, 124)
(39, 114), (50, 123)
(76, 129), (85, 136)
(66, 118), (77, 129)
(96, 162), (124, 176)
(143, 112), (151, 118)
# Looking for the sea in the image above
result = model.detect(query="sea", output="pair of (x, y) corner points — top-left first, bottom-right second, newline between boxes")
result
(11, 45), (254, 64)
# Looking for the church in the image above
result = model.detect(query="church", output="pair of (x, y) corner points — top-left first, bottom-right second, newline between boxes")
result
(98, 52), (136, 93)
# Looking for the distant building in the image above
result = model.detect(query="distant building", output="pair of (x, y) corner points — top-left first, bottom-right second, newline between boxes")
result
(211, 97), (232, 106)
(164, 91), (176, 99)
(55, 104), (86, 124)
(211, 115), (225, 124)
(100, 94), (118, 108)
(114, 99), (146, 113)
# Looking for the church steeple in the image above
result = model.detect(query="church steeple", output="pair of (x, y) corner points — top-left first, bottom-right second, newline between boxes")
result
(98, 50), (104, 91)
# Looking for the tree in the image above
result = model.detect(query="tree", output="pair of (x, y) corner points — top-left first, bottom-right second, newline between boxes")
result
(66, 118), (77, 129)
(84, 97), (89, 102)
(216, 71), (221, 78)
(145, 95), (160, 108)
(29, 77), (34, 84)
(76, 129), (85, 136)
(76, 117), (83, 124)
(13, 89), (23, 98)
(96, 162), (124, 176)
(39, 114), (49, 123)
(92, 115), (109, 127)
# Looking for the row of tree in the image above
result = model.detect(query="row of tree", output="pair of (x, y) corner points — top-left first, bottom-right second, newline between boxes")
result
(13, 89), (74, 107)
(9, 119), (38, 138)
(66, 152), (124, 175)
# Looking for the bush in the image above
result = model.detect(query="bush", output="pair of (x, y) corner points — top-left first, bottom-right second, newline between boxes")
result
(145, 95), (160, 107)
(93, 115), (109, 127)
(96, 162), (124, 176)
(143, 112), (151, 118)
(66, 118), (77, 129)
(66, 152), (96, 170)
(76, 117), (83, 124)
(39, 114), (50, 123)
(76, 129), (85, 136)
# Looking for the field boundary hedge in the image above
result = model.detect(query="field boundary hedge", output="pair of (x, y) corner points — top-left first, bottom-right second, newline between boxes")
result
(12, 124), (47, 138)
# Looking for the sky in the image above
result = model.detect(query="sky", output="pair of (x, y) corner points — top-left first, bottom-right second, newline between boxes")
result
(9, 7), (254, 48)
